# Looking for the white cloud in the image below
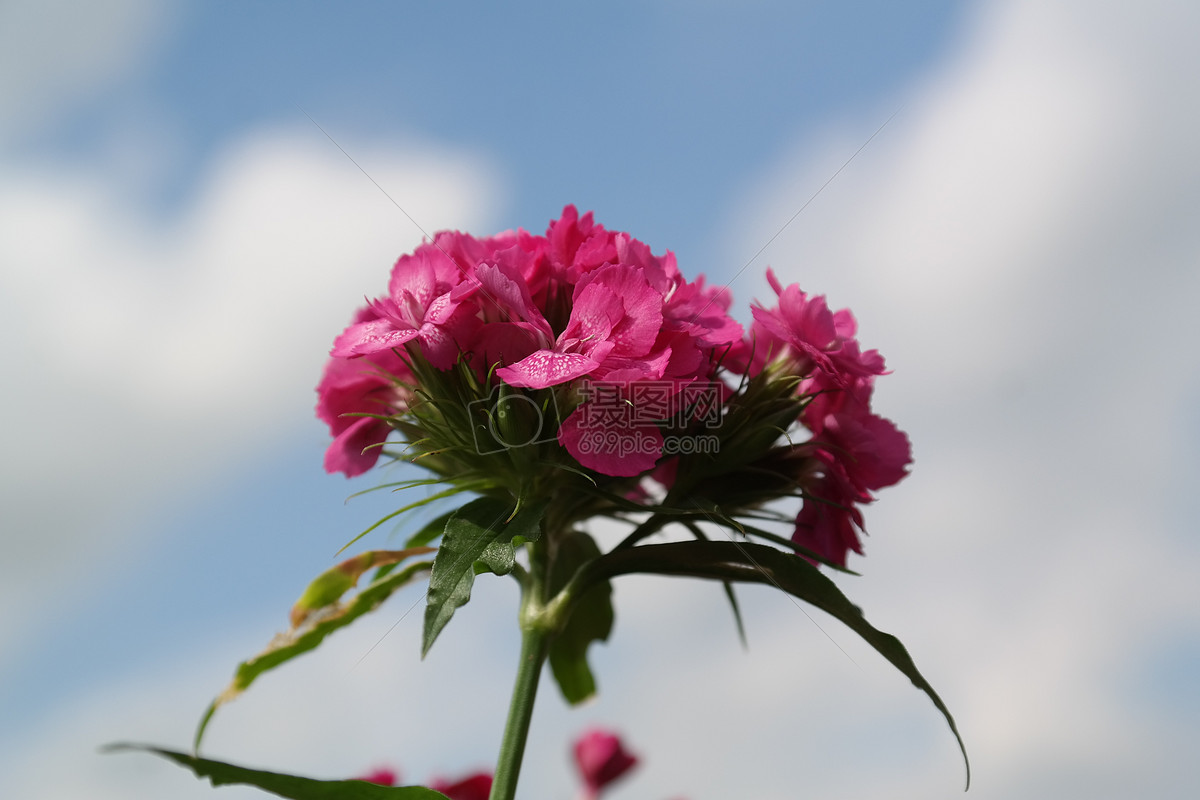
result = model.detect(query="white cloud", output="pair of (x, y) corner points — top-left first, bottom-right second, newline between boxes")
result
(0, 127), (501, 670)
(707, 0), (1200, 796)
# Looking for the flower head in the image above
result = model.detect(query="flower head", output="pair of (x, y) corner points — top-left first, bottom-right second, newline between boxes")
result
(316, 206), (909, 567)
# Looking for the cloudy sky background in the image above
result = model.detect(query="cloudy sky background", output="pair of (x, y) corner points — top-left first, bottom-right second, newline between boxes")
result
(2, 1), (1198, 798)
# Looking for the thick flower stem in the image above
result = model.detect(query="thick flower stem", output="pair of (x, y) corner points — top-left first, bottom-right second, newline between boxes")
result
(488, 621), (550, 800)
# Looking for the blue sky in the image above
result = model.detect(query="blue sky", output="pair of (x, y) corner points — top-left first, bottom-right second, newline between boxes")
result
(3, 1), (1199, 799)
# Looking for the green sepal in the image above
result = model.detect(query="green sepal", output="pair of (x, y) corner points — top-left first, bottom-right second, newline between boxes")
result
(580, 540), (970, 788)
(194, 560), (432, 751)
(337, 484), (484, 556)
(546, 531), (613, 705)
(421, 497), (547, 657)
(404, 510), (457, 548)
(104, 745), (448, 799)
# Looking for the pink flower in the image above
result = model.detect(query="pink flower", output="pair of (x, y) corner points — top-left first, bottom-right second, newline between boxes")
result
(428, 771), (493, 800)
(544, 204), (619, 286)
(357, 767), (398, 786)
(557, 401), (665, 476)
(793, 464), (869, 567)
(792, 409), (912, 566)
(497, 263), (665, 389)
(331, 245), (477, 369)
(316, 307), (412, 477)
(464, 256), (555, 373)
(748, 268), (886, 386)
(574, 728), (639, 798)
(816, 411), (911, 493)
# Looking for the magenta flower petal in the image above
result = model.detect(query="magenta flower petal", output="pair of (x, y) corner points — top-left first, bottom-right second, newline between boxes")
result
(793, 470), (868, 567)
(820, 412), (912, 491)
(324, 416), (389, 477)
(469, 321), (542, 372)
(474, 260), (552, 335)
(559, 407), (662, 476)
(315, 339), (410, 477)
(387, 249), (440, 307)
(573, 728), (639, 795)
(357, 767), (397, 786)
(427, 772), (492, 800)
(572, 264), (663, 358)
(498, 350), (599, 389)
(330, 316), (420, 358)
(546, 204), (618, 281)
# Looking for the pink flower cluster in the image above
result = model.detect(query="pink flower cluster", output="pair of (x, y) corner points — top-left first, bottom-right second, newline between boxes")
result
(357, 726), (651, 800)
(746, 269), (911, 566)
(359, 766), (491, 800)
(316, 207), (910, 567)
(318, 205), (741, 478)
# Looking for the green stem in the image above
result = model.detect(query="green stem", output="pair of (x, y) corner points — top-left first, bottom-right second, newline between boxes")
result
(488, 621), (550, 800)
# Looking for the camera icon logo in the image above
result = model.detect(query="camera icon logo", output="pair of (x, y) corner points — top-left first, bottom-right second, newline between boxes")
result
(466, 385), (562, 455)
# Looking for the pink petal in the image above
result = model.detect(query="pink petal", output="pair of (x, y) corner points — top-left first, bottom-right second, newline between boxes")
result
(331, 318), (419, 358)
(357, 767), (397, 786)
(324, 416), (389, 477)
(822, 412), (912, 491)
(573, 265), (663, 358)
(558, 407), (662, 476)
(387, 249), (438, 308)
(474, 261), (551, 335)
(428, 772), (492, 800)
(573, 728), (639, 793)
(497, 350), (598, 389)
(793, 471), (868, 567)
(470, 322), (542, 372)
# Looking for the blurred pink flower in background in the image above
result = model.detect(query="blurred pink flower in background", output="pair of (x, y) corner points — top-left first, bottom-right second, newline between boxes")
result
(573, 727), (639, 799)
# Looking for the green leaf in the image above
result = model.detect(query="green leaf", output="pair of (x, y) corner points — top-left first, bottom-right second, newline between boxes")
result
(291, 547), (435, 628)
(582, 541), (970, 788)
(546, 531), (613, 705)
(104, 745), (448, 799)
(692, 500), (858, 574)
(721, 580), (749, 650)
(478, 538), (517, 575)
(195, 560), (431, 751)
(732, 519), (861, 575)
(421, 497), (547, 657)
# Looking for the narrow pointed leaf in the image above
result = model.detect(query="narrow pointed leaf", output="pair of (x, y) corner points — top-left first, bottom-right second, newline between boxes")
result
(682, 521), (748, 649)
(104, 745), (448, 799)
(580, 540), (970, 787)
(195, 560), (431, 750)
(721, 580), (749, 650)
(291, 547), (435, 628)
(337, 485), (481, 556)
(693, 500), (857, 573)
